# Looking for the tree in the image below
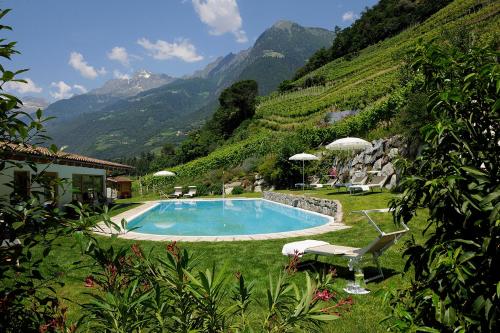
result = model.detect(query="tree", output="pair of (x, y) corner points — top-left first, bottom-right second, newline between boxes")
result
(385, 42), (499, 332)
(209, 80), (258, 139)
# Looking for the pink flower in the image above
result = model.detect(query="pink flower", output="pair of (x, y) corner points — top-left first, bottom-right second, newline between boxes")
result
(84, 275), (95, 288)
(314, 289), (333, 301)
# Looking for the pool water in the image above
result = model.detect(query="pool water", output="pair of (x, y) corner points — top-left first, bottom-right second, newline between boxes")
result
(126, 199), (330, 236)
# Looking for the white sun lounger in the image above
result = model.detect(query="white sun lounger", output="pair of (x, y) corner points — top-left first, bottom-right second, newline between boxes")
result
(282, 208), (409, 282)
(169, 186), (183, 198)
(183, 186), (197, 198)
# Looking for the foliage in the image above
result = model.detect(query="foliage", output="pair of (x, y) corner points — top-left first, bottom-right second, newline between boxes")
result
(231, 185), (244, 195)
(78, 241), (347, 332)
(292, 0), (453, 80)
(385, 43), (499, 332)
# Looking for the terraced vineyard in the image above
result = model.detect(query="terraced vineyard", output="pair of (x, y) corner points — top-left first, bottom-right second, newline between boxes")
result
(254, 0), (499, 133)
(169, 0), (499, 178)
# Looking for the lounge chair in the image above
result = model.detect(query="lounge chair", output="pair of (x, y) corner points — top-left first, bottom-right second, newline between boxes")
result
(334, 174), (367, 192)
(349, 175), (388, 194)
(311, 178), (338, 189)
(169, 186), (183, 198)
(183, 186), (197, 198)
(282, 208), (408, 283)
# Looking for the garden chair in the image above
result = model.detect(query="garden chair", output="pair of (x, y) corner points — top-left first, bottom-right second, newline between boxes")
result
(183, 186), (197, 198)
(282, 208), (409, 283)
(169, 186), (183, 198)
(334, 174), (367, 192)
(349, 175), (388, 194)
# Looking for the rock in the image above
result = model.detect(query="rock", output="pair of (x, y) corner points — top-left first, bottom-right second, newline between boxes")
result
(381, 162), (395, 177)
(255, 173), (263, 180)
(373, 158), (383, 170)
(388, 148), (399, 160)
(364, 154), (375, 164)
(255, 179), (265, 186)
(254, 185), (262, 192)
(385, 174), (397, 190)
(263, 192), (338, 217)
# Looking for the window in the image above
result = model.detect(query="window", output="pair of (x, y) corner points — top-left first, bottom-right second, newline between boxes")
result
(13, 171), (30, 199)
(41, 172), (59, 203)
(72, 174), (104, 203)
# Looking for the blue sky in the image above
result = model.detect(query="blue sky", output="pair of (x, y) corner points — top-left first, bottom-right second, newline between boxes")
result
(2, 0), (377, 101)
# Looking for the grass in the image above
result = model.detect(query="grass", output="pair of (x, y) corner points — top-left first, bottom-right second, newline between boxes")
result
(32, 189), (429, 332)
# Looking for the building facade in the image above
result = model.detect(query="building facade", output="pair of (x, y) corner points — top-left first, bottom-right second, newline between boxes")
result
(0, 142), (133, 207)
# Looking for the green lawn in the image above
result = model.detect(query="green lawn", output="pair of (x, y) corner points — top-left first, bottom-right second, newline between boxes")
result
(37, 189), (428, 332)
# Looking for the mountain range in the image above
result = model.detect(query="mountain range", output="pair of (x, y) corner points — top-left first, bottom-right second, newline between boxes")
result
(44, 21), (335, 159)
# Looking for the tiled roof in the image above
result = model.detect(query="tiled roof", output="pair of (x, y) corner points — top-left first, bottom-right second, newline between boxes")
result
(0, 141), (133, 171)
(107, 176), (132, 182)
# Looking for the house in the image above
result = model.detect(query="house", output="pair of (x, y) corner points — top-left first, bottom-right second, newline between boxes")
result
(0, 142), (133, 207)
(106, 176), (133, 199)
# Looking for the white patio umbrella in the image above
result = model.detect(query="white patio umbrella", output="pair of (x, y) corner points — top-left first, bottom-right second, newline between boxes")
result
(326, 137), (372, 174)
(153, 170), (176, 177)
(289, 153), (319, 191)
(152, 170), (176, 195)
(326, 137), (371, 151)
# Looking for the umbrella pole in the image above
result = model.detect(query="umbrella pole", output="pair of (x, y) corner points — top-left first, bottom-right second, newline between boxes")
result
(302, 160), (305, 191)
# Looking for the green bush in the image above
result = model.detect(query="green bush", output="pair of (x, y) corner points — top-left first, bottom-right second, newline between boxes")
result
(385, 43), (499, 332)
(79, 242), (348, 332)
(231, 186), (244, 195)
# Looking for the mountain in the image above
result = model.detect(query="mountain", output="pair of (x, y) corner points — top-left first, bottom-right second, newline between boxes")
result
(45, 21), (335, 159)
(163, 0), (499, 181)
(90, 70), (176, 98)
(19, 96), (49, 115)
(44, 71), (175, 122)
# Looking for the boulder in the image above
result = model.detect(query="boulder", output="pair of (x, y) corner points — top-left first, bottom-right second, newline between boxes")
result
(373, 157), (384, 170)
(381, 162), (395, 177)
(388, 148), (399, 160)
(254, 185), (262, 193)
(385, 174), (397, 190)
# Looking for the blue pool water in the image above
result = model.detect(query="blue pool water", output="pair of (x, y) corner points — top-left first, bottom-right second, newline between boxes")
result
(126, 199), (330, 236)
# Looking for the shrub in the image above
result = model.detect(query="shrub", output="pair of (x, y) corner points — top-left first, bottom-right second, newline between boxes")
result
(231, 186), (244, 195)
(78, 241), (350, 332)
(385, 43), (499, 332)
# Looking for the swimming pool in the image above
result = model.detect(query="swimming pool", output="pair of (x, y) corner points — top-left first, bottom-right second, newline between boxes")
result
(126, 199), (332, 237)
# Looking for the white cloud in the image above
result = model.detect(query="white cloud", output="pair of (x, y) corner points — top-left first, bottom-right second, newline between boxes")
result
(137, 37), (203, 62)
(192, 0), (248, 43)
(4, 78), (43, 94)
(342, 11), (358, 22)
(68, 52), (106, 79)
(50, 81), (87, 100)
(113, 70), (130, 80)
(72, 84), (88, 94)
(107, 46), (130, 67)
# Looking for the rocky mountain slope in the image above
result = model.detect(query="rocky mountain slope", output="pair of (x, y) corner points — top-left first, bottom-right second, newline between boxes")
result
(46, 21), (334, 159)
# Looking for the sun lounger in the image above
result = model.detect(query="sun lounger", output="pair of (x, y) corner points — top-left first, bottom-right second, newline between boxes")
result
(282, 208), (408, 282)
(349, 175), (388, 194)
(311, 178), (338, 189)
(183, 186), (197, 198)
(334, 175), (366, 192)
(169, 186), (183, 198)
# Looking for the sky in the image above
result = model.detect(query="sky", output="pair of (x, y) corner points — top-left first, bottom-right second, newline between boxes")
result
(1, 0), (377, 101)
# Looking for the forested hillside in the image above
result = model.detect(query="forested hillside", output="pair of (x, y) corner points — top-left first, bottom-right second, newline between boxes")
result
(141, 0), (499, 188)
(46, 22), (334, 159)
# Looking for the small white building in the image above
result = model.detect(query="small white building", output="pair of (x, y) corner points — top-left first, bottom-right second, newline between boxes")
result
(0, 142), (133, 207)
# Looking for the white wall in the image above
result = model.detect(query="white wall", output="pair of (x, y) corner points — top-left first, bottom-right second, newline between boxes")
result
(0, 160), (106, 207)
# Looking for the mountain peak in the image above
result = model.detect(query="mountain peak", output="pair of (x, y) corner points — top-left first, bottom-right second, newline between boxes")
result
(134, 69), (152, 79)
(272, 20), (296, 30)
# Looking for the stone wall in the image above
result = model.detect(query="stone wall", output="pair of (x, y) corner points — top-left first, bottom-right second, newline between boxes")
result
(333, 135), (407, 190)
(263, 191), (338, 217)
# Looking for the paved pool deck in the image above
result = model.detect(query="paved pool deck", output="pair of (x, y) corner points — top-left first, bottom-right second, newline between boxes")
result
(95, 197), (349, 242)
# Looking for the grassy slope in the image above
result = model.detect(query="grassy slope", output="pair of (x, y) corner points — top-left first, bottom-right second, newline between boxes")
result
(167, 0), (499, 179)
(37, 190), (428, 332)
